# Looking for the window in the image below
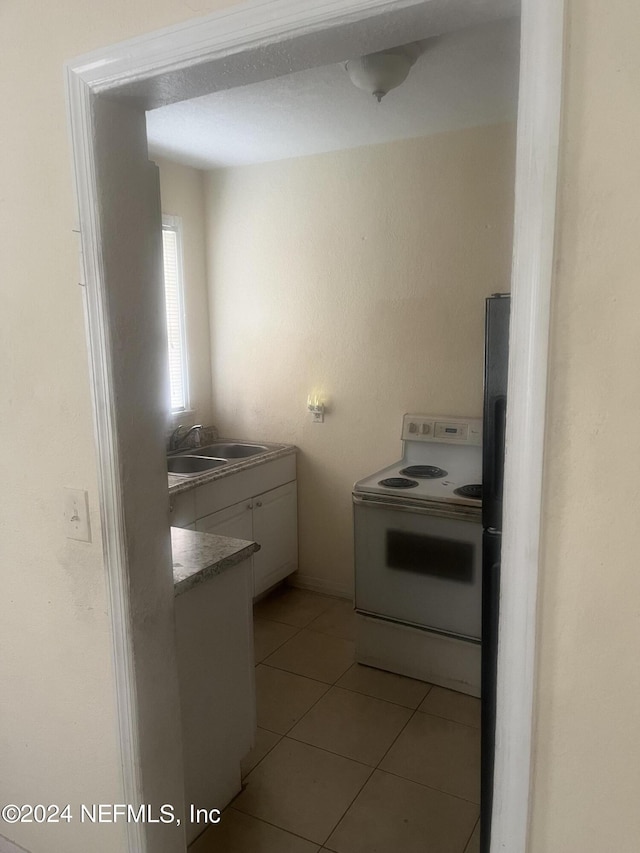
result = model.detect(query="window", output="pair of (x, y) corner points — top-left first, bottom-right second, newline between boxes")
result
(161, 215), (189, 412)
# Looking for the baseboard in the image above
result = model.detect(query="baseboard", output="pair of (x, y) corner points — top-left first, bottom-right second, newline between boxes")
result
(288, 573), (353, 601)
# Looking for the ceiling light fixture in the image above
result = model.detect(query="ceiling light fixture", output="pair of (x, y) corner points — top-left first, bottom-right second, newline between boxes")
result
(345, 43), (422, 103)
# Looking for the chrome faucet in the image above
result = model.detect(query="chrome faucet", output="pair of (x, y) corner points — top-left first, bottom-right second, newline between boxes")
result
(169, 424), (203, 452)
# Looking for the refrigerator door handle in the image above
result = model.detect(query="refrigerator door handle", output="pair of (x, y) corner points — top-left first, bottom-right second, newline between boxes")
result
(483, 393), (506, 528)
(482, 294), (510, 532)
(492, 396), (506, 503)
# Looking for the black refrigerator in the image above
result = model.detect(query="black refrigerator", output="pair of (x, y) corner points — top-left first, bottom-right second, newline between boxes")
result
(480, 293), (510, 853)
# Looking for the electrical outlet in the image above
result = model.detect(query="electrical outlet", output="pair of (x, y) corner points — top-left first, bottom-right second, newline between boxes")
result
(64, 488), (91, 542)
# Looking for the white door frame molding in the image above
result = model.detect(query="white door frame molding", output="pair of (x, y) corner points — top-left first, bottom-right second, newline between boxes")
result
(493, 1), (564, 850)
(491, 0), (564, 853)
(65, 71), (147, 853)
(65, 1), (564, 851)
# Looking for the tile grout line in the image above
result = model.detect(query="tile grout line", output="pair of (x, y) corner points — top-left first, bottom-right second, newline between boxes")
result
(243, 615), (376, 849)
(226, 804), (326, 847)
(334, 674), (433, 710)
(259, 717), (483, 809)
(373, 696), (428, 771)
(257, 655), (436, 713)
(258, 640), (480, 722)
(255, 660), (336, 690)
(417, 708), (482, 731)
(254, 600), (472, 773)
(257, 648), (355, 740)
(247, 599), (322, 785)
(259, 659), (436, 713)
(257, 653), (353, 685)
(246, 646), (352, 774)
(255, 726), (480, 807)
(316, 758), (374, 851)
(250, 603), (355, 778)
(283, 666), (425, 763)
(462, 815), (481, 853)
(248, 589), (480, 849)
(245, 622), (340, 777)
(258, 603), (428, 743)
(254, 619), (305, 664)
(254, 615), (319, 630)
(313, 648), (442, 845)
(254, 589), (353, 636)
(253, 591), (337, 630)
(239, 728), (283, 782)
(309, 681), (433, 714)
(370, 697), (482, 809)
(305, 625), (355, 641)
(369, 764), (482, 808)
(278, 734), (372, 771)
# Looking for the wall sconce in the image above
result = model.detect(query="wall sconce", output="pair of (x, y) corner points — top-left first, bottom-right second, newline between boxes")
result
(307, 394), (325, 423)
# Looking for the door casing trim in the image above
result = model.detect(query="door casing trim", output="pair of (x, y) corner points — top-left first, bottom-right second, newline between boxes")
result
(65, 1), (564, 850)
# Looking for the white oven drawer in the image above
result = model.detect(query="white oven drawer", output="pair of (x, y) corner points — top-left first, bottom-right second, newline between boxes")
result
(354, 495), (482, 640)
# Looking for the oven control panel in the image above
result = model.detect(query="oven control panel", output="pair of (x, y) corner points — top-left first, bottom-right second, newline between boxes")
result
(401, 414), (482, 445)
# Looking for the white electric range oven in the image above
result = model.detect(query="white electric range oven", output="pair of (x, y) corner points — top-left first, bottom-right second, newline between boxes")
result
(353, 414), (483, 695)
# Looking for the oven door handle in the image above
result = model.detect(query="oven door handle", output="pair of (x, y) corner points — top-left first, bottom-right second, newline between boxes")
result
(353, 493), (480, 522)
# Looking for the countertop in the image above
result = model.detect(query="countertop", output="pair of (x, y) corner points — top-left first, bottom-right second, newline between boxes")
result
(171, 526), (260, 596)
(168, 440), (297, 496)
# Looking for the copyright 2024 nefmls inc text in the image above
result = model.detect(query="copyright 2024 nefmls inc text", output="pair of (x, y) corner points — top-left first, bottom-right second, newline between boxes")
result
(0, 802), (222, 828)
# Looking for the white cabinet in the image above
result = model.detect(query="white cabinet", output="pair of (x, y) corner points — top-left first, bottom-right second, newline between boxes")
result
(253, 482), (298, 596)
(196, 481), (298, 597)
(170, 454), (298, 597)
(196, 499), (253, 541)
(174, 557), (255, 844)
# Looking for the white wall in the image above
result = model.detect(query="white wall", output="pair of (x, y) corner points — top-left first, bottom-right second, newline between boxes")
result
(0, 1), (236, 851)
(3, 1), (640, 852)
(205, 124), (516, 595)
(530, 1), (640, 849)
(156, 158), (214, 427)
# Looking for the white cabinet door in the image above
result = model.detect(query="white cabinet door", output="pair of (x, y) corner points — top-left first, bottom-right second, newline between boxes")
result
(196, 500), (253, 541)
(253, 481), (298, 596)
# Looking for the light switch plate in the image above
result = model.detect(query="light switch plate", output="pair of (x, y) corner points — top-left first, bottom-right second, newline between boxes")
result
(64, 488), (91, 542)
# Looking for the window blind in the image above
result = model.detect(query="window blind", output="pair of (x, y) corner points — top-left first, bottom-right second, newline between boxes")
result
(162, 220), (188, 412)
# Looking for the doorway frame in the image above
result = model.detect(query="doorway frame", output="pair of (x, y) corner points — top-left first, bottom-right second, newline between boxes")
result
(65, 0), (564, 850)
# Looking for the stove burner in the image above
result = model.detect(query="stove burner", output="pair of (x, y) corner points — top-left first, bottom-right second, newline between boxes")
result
(454, 484), (482, 500)
(400, 465), (448, 479)
(379, 477), (419, 489)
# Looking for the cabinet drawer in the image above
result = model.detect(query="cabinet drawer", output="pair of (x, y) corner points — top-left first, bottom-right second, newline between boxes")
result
(194, 454), (296, 519)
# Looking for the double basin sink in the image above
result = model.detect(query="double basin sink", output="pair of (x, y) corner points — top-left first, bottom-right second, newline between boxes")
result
(167, 441), (270, 478)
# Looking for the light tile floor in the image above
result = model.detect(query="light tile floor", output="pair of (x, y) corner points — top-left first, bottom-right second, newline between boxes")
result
(190, 585), (481, 853)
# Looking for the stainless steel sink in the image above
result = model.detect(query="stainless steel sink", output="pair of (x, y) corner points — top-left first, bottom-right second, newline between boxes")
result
(196, 442), (270, 459)
(167, 456), (228, 477)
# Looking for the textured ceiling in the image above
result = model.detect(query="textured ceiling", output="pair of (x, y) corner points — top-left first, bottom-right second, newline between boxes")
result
(146, 18), (520, 170)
